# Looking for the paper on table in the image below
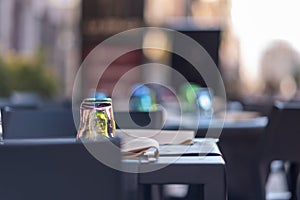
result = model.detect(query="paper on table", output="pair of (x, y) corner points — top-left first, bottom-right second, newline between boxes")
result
(121, 137), (159, 161)
(118, 129), (195, 161)
(122, 137), (159, 154)
(159, 139), (221, 156)
(216, 111), (261, 121)
(117, 129), (195, 145)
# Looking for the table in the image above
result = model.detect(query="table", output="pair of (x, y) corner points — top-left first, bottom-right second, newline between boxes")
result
(139, 156), (226, 200)
(164, 113), (268, 200)
(164, 113), (268, 137)
(123, 138), (226, 200)
(0, 136), (226, 200)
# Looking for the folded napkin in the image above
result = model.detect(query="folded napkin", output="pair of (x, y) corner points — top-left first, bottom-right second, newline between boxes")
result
(117, 129), (195, 161)
(121, 137), (159, 161)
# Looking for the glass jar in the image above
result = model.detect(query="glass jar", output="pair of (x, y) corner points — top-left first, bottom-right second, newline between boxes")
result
(77, 98), (116, 140)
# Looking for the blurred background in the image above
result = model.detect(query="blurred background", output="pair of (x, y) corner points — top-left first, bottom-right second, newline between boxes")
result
(0, 0), (300, 107)
(2, 1), (300, 199)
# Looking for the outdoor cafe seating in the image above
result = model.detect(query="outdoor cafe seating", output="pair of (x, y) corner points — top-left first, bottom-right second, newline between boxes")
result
(2, 94), (300, 200)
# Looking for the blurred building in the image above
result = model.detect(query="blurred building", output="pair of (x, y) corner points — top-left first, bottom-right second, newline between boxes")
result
(80, 0), (144, 99)
(1, 0), (299, 103)
(0, 0), (80, 98)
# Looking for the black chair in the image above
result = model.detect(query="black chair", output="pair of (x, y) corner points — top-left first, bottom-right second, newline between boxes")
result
(218, 119), (265, 200)
(114, 110), (164, 130)
(0, 138), (122, 200)
(1, 106), (77, 139)
(256, 101), (300, 200)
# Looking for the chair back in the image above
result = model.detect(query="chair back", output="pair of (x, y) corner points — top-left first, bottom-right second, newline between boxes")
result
(0, 138), (122, 200)
(256, 101), (300, 200)
(1, 107), (77, 139)
(114, 110), (164, 129)
(261, 101), (300, 162)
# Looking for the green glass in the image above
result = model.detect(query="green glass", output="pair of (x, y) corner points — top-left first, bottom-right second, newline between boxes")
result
(77, 98), (116, 140)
